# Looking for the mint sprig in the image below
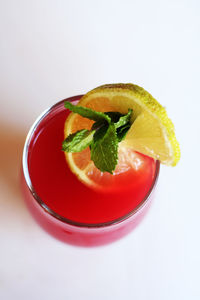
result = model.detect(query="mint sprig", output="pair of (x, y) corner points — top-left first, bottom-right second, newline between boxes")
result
(63, 101), (133, 173)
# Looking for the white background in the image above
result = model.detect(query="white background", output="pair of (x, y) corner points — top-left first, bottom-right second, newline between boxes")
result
(0, 0), (199, 299)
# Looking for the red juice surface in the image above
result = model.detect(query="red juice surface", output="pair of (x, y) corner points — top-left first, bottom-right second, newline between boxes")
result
(28, 100), (157, 225)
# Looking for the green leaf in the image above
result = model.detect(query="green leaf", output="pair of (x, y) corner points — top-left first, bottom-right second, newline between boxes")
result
(64, 101), (111, 123)
(91, 119), (106, 131)
(91, 110), (132, 132)
(93, 124), (108, 142)
(115, 109), (133, 129)
(62, 129), (95, 153)
(105, 111), (123, 123)
(117, 124), (131, 142)
(90, 124), (118, 174)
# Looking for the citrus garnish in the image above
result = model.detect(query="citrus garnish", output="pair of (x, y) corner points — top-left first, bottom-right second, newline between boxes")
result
(63, 83), (180, 188)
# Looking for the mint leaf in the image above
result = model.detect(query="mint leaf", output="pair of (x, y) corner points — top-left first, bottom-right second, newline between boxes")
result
(93, 124), (108, 142)
(62, 129), (95, 153)
(91, 119), (106, 131)
(64, 101), (111, 123)
(105, 112), (123, 123)
(115, 109), (133, 129)
(91, 124), (118, 174)
(117, 124), (131, 142)
(91, 110), (132, 132)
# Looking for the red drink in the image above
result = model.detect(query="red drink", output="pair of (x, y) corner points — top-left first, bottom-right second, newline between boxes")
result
(22, 95), (159, 246)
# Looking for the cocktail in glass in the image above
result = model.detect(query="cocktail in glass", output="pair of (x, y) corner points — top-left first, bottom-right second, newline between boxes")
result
(21, 95), (159, 247)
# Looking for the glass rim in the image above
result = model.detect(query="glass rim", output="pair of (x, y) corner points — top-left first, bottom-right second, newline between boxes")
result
(22, 95), (160, 229)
